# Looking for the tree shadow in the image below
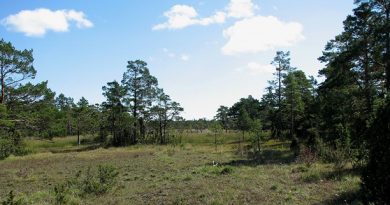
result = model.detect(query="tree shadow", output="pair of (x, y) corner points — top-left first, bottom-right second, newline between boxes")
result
(221, 149), (295, 167)
(322, 167), (361, 181)
(314, 189), (364, 205)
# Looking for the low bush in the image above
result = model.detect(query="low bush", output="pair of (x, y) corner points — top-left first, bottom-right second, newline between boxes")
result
(1, 191), (22, 205)
(52, 165), (119, 204)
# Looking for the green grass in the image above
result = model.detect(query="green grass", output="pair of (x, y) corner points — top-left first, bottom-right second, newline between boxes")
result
(0, 133), (362, 204)
(23, 135), (98, 154)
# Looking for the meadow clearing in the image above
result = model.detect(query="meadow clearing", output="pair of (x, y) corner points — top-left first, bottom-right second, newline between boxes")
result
(0, 132), (361, 205)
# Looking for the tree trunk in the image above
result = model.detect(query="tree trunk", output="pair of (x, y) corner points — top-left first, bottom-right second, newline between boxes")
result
(214, 133), (217, 152)
(0, 69), (4, 104)
(77, 129), (80, 146)
(386, 8), (390, 91)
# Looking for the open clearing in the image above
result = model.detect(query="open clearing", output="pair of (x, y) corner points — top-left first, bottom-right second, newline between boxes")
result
(0, 133), (360, 205)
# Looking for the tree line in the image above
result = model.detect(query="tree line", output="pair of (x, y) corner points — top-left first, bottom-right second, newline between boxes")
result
(0, 41), (183, 159)
(213, 0), (390, 203)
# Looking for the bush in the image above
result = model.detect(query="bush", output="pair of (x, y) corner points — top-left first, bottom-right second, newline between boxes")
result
(198, 165), (234, 176)
(0, 139), (13, 160)
(0, 132), (28, 160)
(297, 146), (317, 166)
(52, 165), (119, 202)
(313, 138), (351, 169)
(53, 184), (68, 205)
(79, 165), (119, 196)
(1, 191), (22, 205)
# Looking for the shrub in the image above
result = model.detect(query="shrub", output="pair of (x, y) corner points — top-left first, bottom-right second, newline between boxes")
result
(53, 184), (68, 205)
(52, 165), (119, 202)
(0, 139), (13, 160)
(1, 191), (22, 205)
(80, 165), (119, 195)
(296, 146), (317, 167)
(198, 165), (234, 176)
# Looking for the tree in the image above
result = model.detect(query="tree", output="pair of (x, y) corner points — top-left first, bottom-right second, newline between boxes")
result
(362, 100), (390, 204)
(282, 70), (313, 155)
(270, 51), (292, 138)
(209, 121), (223, 151)
(215, 106), (230, 132)
(55, 94), (75, 136)
(102, 81), (130, 145)
(150, 88), (183, 144)
(250, 119), (263, 155)
(122, 60), (158, 144)
(74, 97), (93, 145)
(0, 39), (36, 104)
(237, 107), (252, 155)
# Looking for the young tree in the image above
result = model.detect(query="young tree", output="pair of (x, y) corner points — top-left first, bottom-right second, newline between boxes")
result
(73, 97), (93, 145)
(237, 107), (252, 155)
(270, 51), (292, 138)
(215, 106), (230, 132)
(209, 121), (223, 151)
(250, 119), (263, 155)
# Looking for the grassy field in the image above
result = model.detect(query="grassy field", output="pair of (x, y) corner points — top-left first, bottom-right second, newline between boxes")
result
(0, 132), (361, 204)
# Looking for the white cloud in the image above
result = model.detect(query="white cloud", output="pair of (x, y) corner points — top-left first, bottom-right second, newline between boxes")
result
(226, 0), (256, 18)
(236, 62), (275, 75)
(2, 8), (93, 37)
(153, 5), (225, 30)
(153, 0), (258, 30)
(181, 54), (190, 61)
(163, 48), (176, 58)
(222, 16), (304, 55)
(247, 62), (275, 74)
(163, 48), (190, 61)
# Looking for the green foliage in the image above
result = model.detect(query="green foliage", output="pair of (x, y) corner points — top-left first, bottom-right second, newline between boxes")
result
(198, 165), (234, 176)
(0, 139), (13, 160)
(79, 165), (119, 195)
(53, 184), (68, 205)
(0, 38), (36, 104)
(362, 101), (390, 204)
(1, 191), (21, 205)
(51, 165), (119, 204)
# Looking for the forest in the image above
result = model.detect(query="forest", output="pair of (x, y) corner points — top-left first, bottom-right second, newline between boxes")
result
(1, 0), (390, 204)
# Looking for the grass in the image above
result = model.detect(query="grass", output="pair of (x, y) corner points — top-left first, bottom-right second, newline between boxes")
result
(0, 132), (362, 204)
(23, 135), (98, 153)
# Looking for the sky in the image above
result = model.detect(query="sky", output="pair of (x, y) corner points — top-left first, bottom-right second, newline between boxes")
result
(0, 0), (355, 119)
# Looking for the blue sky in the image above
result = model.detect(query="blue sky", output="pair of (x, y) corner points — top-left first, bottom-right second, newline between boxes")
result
(0, 0), (354, 119)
